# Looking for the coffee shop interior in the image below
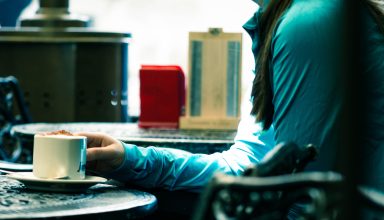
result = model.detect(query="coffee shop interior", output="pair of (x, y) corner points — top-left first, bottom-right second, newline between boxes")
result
(0, 0), (384, 219)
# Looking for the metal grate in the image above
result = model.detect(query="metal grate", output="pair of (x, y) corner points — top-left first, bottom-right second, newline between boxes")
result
(12, 123), (236, 142)
(0, 176), (156, 219)
(11, 123), (236, 155)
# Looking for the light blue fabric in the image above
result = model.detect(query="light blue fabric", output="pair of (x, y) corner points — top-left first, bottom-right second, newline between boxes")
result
(107, 0), (384, 192)
(271, 0), (345, 172)
(106, 92), (275, 191)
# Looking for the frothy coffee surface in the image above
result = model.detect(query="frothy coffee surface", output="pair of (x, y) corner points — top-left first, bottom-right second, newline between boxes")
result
(35, 130), (85, 139)
(43, 130), (74, 136)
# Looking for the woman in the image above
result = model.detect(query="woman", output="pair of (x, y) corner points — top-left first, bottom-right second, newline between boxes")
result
(78, 0), (384, 192)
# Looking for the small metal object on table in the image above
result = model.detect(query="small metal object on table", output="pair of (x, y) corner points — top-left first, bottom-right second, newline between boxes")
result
(0, 176), (157, 219)
(11, 122), (236, 155)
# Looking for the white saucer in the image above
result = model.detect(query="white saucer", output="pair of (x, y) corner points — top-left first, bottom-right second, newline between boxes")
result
(7, 172), (107, 193)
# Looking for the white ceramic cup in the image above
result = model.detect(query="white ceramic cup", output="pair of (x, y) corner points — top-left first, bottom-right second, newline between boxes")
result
(33, 134), (87, 180)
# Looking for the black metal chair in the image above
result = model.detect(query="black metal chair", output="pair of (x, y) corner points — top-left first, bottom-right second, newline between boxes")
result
(192, 142), (345, 220)
(0, 76), (32, 164)
(358, 186), (384, 219)
(192, 142), (384, 220)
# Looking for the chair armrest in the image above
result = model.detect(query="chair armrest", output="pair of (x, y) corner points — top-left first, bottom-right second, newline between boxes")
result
(193, 172), (343, 220)
(359, 186), (384, 213)
(244, 142), (318, 177)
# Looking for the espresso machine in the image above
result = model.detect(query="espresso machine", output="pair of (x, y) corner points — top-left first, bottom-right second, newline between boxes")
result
(0, 0), (131, 123)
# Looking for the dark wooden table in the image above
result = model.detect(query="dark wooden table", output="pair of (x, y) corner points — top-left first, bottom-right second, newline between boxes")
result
(0, 176), (157, 219)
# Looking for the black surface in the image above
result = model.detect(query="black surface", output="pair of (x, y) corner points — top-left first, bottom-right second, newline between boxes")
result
(142, 189), (200, 220)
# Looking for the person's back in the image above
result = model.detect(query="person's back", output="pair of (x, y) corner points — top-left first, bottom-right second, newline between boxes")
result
(360, 2), (384, 190)
(265, 0), (345, 172)
(265, 0), (384, 190)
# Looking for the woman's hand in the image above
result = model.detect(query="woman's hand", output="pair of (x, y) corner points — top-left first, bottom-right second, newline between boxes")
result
(75, 132), (125, 174)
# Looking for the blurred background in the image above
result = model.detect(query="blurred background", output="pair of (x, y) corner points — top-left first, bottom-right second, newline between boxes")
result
(16, 0), (258, 117)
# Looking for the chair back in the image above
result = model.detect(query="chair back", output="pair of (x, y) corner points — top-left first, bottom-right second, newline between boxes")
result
(192, 142), (344, 220)
(0, 76), (31, 162)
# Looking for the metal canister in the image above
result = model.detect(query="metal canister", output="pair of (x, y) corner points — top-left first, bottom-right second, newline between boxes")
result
(0, 0), (131, 122)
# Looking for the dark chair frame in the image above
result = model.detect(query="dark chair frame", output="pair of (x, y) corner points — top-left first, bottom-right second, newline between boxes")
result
(192, 142), (384, 220)
(193, 172), (343, 220)
(0, 76), (31, 163)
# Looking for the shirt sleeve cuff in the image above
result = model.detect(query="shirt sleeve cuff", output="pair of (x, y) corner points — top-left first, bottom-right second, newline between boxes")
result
(103, 142), (137, 181)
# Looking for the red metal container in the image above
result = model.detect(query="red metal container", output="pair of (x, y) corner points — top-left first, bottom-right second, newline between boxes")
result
(139, 65), (186, 129)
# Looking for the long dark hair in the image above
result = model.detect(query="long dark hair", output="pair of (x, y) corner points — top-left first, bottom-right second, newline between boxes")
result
(250, 0), (292, 130)
(250, 0), (384, 130)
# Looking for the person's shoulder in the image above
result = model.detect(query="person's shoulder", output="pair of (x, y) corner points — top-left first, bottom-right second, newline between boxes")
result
(276, 0), (343, 38)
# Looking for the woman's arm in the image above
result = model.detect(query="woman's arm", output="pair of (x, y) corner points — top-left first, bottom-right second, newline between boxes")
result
(81, 85), (274, 191)
(102, 92), (275, 191)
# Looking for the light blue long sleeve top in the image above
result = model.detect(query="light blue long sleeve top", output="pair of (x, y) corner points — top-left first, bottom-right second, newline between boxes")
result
(108, 0), (384, 191)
